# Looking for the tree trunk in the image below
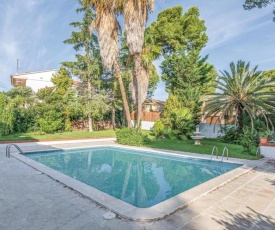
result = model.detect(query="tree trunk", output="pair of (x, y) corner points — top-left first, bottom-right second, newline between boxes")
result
(87, 81), (93, 132)
(238, 105), (244, 130)
(113, 60), (132, 128)
(133, 53), (143, 129)
(121, 163), (132, 199)
(111, 91), (116, 129)
(111, 106), (116, 130)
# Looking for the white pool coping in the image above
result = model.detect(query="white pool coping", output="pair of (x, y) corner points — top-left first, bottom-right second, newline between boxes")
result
(11, 145), (255, 221)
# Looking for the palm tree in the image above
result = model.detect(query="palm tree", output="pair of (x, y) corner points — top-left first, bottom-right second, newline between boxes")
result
(123, 0), (155, 126)
(203, 60), (275, 130)
(123, 31), (160, 122)
(88, 0), (132, 128)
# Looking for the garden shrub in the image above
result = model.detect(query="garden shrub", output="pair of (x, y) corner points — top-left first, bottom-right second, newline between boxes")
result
(116, 128), (153, 146)
(38, 109), (64, 134)
(218, 126), (242, 144)
(240, 129), (257, 154)
(152, 119), (164, 137)
(13, 108), (36, 133)
(163, 129), (180, 140)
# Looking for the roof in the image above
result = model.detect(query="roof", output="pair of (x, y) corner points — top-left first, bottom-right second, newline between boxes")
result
(143, 98), (165, 105)
(11, 69), (57, 77)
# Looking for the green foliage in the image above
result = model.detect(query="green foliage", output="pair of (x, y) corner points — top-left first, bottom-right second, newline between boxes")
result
(6, 86), (34, 107)
(203, 60), (275, 129)
(0, 93), (14, 136)
(260, 129), (275, 139)
(243, 0), (275, 22)
(171, 108), (194, 135)
(36, 87), (56, 103)
(116, 128), (153, 146)
(152, 119), (164, 137)
(218, 126), (243, 144)
(161, 94), (183, 127)
(161, 50), (216, 123)
(147, 6), (208, 54)
(13, 108), (36, 133)
(63, 1), (106, 131)
(38, 106), (64, 134)
(163, 129), (180, 140)
(0, 130), (116, 142)
(51, 67), (73, 96)
(143, 138), (260, 160)
(262, 69), (275, 92)
(161, 95), (194, 137)
(119, 31), (160, 101)
(161, 51), (216, 131)
(240, 129), (257, 154)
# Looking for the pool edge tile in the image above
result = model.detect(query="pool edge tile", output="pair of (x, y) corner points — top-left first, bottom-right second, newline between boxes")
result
(11, 148), (256, 222)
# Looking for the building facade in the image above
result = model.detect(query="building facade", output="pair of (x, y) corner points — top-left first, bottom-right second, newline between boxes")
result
(10, 70), (57, 92)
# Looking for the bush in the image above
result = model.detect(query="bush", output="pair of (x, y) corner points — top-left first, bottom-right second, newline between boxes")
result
(240, 129), (257, 154)
(152, 120), (165, 137)
(218, 126), (242, 144)
(163, 129), (180, 140)
(116, 128), (153, 146)
(38, 109), (64, 134)
(13, 108), (36, 133)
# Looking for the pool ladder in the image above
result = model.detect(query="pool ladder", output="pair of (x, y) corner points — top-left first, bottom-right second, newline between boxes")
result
(6, 144), (24, 158)
(210, 146), (229, 162)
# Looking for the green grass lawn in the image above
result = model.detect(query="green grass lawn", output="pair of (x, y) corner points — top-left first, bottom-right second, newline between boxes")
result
(0, 130), (116, 142)
(144, 138), (260, 160)
(1, 129), (260, 160)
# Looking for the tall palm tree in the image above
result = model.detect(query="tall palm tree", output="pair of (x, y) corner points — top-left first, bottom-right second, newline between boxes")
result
(88, 0), (132, 128)
(125, 32), (160, 120)
(203, 60), (275, 130)
(123, 0), (155, 126)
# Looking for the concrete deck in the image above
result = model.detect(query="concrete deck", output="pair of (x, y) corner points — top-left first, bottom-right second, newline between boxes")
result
(1, 140), (275, 229)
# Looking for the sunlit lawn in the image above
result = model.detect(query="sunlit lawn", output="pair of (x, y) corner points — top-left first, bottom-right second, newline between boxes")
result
(144, 138), (260, 160)
(0, 129), (260, 160)
(0, 130), (116, 142)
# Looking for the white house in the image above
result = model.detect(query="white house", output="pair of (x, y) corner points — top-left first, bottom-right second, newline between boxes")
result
(10, 69), (57, 92)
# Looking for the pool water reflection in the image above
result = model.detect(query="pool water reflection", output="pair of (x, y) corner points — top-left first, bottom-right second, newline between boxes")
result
(28, 147), (240, 208)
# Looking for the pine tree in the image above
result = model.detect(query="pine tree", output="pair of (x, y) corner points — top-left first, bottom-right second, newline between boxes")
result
(63, 0), (102, 132)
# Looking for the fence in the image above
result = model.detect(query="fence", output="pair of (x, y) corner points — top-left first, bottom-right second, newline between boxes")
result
(71, 120), (112, 131)
(131, 111), (161, 122)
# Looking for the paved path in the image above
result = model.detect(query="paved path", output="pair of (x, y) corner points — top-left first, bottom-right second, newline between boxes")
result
(0, 141), (275, 230)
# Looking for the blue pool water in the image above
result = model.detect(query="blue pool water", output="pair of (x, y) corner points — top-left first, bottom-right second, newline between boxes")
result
(27, 146), (241, 208)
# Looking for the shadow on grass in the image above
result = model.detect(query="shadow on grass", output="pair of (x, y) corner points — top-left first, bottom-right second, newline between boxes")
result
(0, 133), (38, 143)
(213, 207), (275, 230)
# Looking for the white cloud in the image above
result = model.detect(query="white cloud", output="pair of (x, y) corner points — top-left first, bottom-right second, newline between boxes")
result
(0, 0), (274, 100)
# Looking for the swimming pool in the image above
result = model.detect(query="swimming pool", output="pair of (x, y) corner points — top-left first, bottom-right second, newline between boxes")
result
(27, 146), (241, 208)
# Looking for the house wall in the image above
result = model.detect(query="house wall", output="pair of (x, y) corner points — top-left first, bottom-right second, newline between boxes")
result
(25, 71), (56, 92)
(260, 146), (275, 159)
(198, 123), (224, 138)
(11, 70), (56, 92)
(140, 121), (155, 130)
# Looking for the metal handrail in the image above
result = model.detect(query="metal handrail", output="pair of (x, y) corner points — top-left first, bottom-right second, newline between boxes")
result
(221, 147), (228, 162)
(6, 144), (24, 158)
(210, 146), (219, 160)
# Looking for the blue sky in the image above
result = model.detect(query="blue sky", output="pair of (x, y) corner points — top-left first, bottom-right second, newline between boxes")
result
(0, 0), (274, 101)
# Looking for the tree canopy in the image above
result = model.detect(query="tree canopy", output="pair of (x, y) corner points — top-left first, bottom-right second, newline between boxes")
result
(147, 6), (208, 54)
(243, 0), (275, 22)
(203, 60), (275, 130)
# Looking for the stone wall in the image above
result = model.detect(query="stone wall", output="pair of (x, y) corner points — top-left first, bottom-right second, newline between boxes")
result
(71, 120), (113, 131)
(199, 123), (224, 138)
